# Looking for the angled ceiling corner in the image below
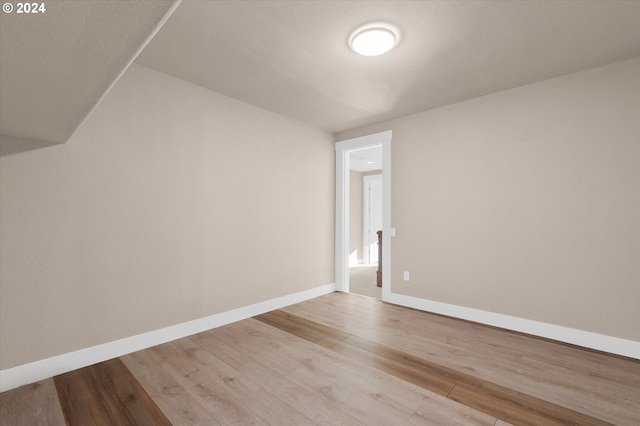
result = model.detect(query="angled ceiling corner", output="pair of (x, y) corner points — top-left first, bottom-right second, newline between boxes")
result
(0, 0), (181, 144)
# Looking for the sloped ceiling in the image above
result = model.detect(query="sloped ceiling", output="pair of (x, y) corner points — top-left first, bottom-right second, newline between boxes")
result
(0, 0), (178, 143)
(135, 0), (640, 134)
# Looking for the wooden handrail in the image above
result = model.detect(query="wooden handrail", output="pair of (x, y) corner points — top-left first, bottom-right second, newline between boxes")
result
(377, 230), (382, 287)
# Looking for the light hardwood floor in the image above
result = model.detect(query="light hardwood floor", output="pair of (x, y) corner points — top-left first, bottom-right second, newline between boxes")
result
(1, 292), (638, 425)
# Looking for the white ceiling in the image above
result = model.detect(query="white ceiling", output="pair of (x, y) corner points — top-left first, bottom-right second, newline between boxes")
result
(0, 0), (176, 143)
(350, 146), (382, 172)
(2, 1), (639, 144)
(135, 0), (640, 134)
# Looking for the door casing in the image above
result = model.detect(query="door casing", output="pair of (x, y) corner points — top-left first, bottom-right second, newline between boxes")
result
(335, 130), (391, 299)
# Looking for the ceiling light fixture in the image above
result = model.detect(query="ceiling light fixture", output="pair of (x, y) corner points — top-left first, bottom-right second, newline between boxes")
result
(349, 23), (399, 56)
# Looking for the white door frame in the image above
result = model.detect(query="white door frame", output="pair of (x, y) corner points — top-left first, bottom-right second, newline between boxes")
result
(335, 130), (392, 299)
(363, 174), (382, 265)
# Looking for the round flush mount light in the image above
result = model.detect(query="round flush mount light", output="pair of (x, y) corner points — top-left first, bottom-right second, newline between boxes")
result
(349, 23), (399, 56)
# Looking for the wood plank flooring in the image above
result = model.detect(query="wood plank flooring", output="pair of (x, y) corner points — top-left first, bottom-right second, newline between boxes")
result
(255, 310), (612, 426)
(281, 293), (640, 424)
(54, 358), (171, 425)
(1, 292), (638, 425)
(0, 379), (66, 425)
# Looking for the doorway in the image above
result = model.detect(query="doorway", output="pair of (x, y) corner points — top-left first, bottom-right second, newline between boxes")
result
(335, 131), (391, 300)
(349, 151), (382, 298)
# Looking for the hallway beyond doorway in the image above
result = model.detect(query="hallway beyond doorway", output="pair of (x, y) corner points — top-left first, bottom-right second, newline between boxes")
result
(348, 264), (381, 299)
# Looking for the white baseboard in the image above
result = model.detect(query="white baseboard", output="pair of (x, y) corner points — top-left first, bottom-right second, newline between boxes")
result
(0, 283), (336, 392)
(385, 292), (640, 360)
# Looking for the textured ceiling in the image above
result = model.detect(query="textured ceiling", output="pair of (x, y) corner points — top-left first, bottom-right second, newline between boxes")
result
(0, 0), (177, 143)
(136, 0), (640, 134)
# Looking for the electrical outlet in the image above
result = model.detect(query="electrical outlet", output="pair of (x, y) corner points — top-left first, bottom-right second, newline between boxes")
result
(403, 271), (410, 281)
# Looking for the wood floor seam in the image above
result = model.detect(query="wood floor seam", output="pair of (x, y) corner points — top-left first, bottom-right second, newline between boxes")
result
(446, 383), (456, 398)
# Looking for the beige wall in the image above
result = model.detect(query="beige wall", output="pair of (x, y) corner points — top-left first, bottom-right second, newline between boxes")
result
(0, 64), (335, 370)
(337, 58), (640, 341)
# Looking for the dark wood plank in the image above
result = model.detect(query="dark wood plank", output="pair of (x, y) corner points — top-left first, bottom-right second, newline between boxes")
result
(318, 337), (456, 396)
(449, 382), (613, 426)
(54, 367), (114, 425)
(341, 334), (486, 389)
(255, 310), (350, 343)
(54, 358), (171, 425)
